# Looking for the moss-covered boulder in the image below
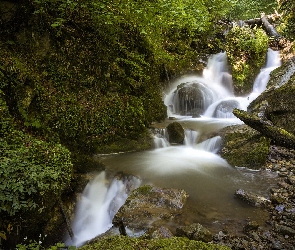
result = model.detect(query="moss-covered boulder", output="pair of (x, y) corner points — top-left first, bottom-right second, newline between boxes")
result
(167, 122), (185, 144)
(112, 185), (188, 235)
(219, 125), (270, 169)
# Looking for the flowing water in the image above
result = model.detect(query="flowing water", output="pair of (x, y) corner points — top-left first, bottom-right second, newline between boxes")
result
(66, 49), (281, 246)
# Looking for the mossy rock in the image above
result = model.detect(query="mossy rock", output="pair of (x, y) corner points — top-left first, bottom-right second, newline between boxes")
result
(113, 185), (188, 233)
(166, 122), (185, 144)
(219, 125), (270, 169)
(80, 235), (231, 250)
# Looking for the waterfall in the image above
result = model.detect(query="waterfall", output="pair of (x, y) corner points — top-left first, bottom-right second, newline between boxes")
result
(153, 128), (170, 148)
(251, 48), (281, 98)
(165, 52), (234, 118)
(68, 48), (281, 246)
(66, 172), (141, 247)
(184, 129), (199, 146)
(195, 136), (222, 153)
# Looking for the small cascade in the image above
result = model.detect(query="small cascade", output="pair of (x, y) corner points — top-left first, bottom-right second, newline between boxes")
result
(249, 48), (281, 101)
(66, 172), (141, 247)
(153, 128), (170, 148)
(204, 48), (281, 118)
(195, 136), (222, 153)
(184, 129), (199, 146)
(203, 52), (233, 93)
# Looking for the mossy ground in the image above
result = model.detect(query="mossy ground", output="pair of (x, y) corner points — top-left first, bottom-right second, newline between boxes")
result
(80, 235), (231, 250)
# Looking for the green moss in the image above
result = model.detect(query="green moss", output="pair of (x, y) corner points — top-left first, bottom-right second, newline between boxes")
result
(220, 125), (270, 169)
(225, 26), (269, 95)
(80, 235), (231, 250)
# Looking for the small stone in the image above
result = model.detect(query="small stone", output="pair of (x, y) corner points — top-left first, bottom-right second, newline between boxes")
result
(275, 223), (295, 236)
(176, 223), (212, 243)
(243, 221), (259, 232)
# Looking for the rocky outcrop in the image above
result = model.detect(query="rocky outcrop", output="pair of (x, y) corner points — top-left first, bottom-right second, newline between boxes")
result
(166, 122), (185, 144)
(112, 185), (188, 235)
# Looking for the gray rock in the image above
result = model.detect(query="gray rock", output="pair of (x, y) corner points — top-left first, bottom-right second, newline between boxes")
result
(235, 189), (271, 208)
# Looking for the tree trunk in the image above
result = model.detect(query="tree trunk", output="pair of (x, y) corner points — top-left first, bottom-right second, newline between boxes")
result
(260, 14), (282, 40)
(233, 109), (295, 149)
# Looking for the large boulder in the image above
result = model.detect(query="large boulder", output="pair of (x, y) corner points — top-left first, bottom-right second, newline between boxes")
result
(112, 185), (188, 235)
(219, 125), (270, 169)
(167, 122), (185, 144)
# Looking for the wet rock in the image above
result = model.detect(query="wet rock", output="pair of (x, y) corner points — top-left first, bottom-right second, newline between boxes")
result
(112, 185), (188, 234)
(176, 223), (212, 243)
(166, 122), (185, 144)
(287, 175), (295, 185)
(174, 82), (214, 116)
(213, 100), (240, 118)
(235, 189), (270, 208)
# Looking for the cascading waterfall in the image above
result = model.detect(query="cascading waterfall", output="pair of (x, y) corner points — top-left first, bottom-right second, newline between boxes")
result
(153, 128), (170, 148)
(67, 49), (280, 246)
(65, 172), (141, 247)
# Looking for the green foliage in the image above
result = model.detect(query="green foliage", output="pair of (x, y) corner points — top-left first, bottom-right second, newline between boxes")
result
(225, 26), (269, 94)
(0, 92), (73, 217)
(80, 235), (231, 250)
(278, 0), (295, 40)
(229, 0), (278, 20)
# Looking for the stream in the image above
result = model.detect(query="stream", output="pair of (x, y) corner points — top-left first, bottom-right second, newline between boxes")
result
(66, 49), (281, 247)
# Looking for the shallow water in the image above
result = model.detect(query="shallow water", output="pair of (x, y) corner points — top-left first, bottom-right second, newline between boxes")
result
(100, 143), (278, 235)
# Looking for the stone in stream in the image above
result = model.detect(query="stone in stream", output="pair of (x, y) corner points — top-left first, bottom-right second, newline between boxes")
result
(166, 122), (185, 144)
(112, 185), (188, 236)
(234, 189), (271, 208)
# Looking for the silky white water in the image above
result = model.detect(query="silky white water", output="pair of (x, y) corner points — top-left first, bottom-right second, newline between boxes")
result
(66, 49), (280, 245)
